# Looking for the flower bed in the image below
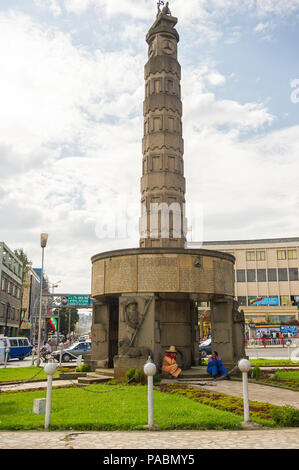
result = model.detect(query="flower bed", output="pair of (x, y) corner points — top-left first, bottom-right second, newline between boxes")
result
(159, 383), (299, 427)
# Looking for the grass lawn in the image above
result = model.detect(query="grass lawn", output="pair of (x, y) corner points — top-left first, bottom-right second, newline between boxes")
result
(0, 384), (243, 431)
(250, 359), (299, 366)
(274, 370), (299, 381)
(0, 366), (62, 383)
(255, 369), (299, 390)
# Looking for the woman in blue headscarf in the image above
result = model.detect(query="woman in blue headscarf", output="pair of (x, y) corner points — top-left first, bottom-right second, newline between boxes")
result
(207, 351), (230, 379)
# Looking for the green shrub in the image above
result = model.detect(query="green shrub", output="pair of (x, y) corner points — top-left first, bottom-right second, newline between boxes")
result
(153, 374), (162, 385)
(106, 379), (121, 385)
(75, 364), (90, 373)
(251, 366), (261, 381)
(134, 369), (147, 385)
(270, 405), (299, 427)
(125, 368), (136, 383)
(125, 368), (147, 384)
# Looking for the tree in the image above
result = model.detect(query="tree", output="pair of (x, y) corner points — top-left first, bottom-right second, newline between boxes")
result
(53, 307), (79, 337)
(14, 249), (33, 328)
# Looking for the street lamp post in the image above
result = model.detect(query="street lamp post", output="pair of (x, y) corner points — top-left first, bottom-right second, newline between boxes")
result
(36, 233), (48, 367)
(238, 358), (252, 423)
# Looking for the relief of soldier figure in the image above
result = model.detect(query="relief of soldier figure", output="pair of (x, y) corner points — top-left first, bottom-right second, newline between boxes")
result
(119, 298), (150, 358)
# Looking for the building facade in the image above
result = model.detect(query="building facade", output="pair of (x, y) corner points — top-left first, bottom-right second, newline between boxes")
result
(0, 242), (23, 336)
(192, 238), (299, 324)
(20, 268), (40, 340)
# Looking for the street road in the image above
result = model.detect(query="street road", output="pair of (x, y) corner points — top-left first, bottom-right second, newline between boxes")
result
(2, 347), (299, 369)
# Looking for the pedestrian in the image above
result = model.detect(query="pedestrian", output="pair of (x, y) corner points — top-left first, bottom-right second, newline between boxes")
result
(207, 351), (230, 380)
(162, 345), (182, 379)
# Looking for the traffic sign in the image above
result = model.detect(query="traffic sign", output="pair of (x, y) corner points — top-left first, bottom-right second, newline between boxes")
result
(67, 295), (92, 306)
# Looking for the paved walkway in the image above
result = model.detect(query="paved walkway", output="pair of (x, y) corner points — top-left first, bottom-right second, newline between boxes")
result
(0, 429), (298, 449)
(199, 379), (299, 409)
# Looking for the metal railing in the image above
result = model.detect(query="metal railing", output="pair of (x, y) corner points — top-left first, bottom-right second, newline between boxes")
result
(245, 337), (298, 348)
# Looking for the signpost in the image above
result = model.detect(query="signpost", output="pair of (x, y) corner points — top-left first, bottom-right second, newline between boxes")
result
(67, 295), (92, 307)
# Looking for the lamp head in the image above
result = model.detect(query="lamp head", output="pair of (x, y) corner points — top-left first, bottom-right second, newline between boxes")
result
(40, 233), (48, 248)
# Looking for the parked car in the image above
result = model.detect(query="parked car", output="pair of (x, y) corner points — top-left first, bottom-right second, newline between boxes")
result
(199, 338), (212, 358)
(51, 340), (92, 362)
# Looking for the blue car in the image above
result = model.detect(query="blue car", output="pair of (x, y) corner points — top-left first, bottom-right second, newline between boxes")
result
(199, 338), (212, 358)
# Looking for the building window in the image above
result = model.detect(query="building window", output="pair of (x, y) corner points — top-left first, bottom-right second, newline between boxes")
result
(289, 268), (299, 281)
(0, 303), (4, 318)
(288, 249), (297, 259)
(238, 296), (247, 306)
(7, 282), (11, 294)
(277, 249), (286, 260)
(257, 269), (267, 282)
(280, 296), (291, 306)
(246, 251), (255, 261)
(236, 270), (246, 282)
(256, 251), (265, 261)
(278, 268), (288, 281)
(268, 269), (277, 282)
(247, 269), (256, 282)
(1, 278), (5, 291)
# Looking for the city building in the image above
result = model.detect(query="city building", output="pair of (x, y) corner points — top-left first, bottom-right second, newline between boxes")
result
(190, 237), (299, 326)
(20, 268), (40, 340)
(0, 242), (23, 336)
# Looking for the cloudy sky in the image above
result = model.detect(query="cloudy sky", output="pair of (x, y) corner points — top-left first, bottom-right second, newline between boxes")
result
(0, 0), (298, 294)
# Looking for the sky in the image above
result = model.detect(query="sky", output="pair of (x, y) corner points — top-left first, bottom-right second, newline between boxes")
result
(0, 0), (298, 294)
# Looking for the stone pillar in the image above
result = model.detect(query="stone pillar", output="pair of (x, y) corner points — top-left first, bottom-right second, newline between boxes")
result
(91, 301), (109, 369)
(211, 298), (246, 370)
(159, 294), (192, 370)
(211, 298), (237, 370)
(140, 12), (187, 248)
(191, 301), (200, 366)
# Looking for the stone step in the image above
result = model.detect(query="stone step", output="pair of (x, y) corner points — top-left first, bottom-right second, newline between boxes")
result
(93, 368), (114, 377)
(77, 375), (110, 384)
(180, 373), (209, 379)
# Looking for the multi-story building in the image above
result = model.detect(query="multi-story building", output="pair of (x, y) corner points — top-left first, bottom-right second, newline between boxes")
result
(20, 268), (40, 340)
(0, 242), (23, 336)
(190, 237), (299, 325)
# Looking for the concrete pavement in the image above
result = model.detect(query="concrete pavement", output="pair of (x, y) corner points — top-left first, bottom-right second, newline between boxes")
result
(0, 429), (298, 449)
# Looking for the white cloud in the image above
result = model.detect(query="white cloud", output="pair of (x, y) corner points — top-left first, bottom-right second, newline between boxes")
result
(35, 0), (62, 16)
(1, 3), (298, 292)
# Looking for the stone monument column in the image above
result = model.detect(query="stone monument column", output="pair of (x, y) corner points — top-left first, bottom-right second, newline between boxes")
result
(210, 298), (246, 369)
(140, 11), (187, 248)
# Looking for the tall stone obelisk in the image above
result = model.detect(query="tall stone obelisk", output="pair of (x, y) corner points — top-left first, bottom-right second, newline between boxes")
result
(90, 5), (244, 380)
(140, 8), (186, 248)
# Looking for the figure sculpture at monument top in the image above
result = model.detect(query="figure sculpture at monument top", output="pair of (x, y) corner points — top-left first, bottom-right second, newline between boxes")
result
(162, 2), (171, 16)
(140, 6), (187, 248)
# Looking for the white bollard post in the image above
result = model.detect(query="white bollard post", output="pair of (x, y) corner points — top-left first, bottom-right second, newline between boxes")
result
(31, 347), (36, 366)
(4, 348), (10, 369)
(143, 356), (157, 429)
(238, 359), (252, 423)
(44, 361), (57, 430)
(59, 343), (63, 366)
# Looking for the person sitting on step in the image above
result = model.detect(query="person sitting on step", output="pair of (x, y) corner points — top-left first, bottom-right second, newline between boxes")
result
(207, 351), (230, 380)
(162, 345), (182, 379)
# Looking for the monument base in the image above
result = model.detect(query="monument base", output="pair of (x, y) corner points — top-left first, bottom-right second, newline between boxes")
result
(113, 355), (149, 381)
